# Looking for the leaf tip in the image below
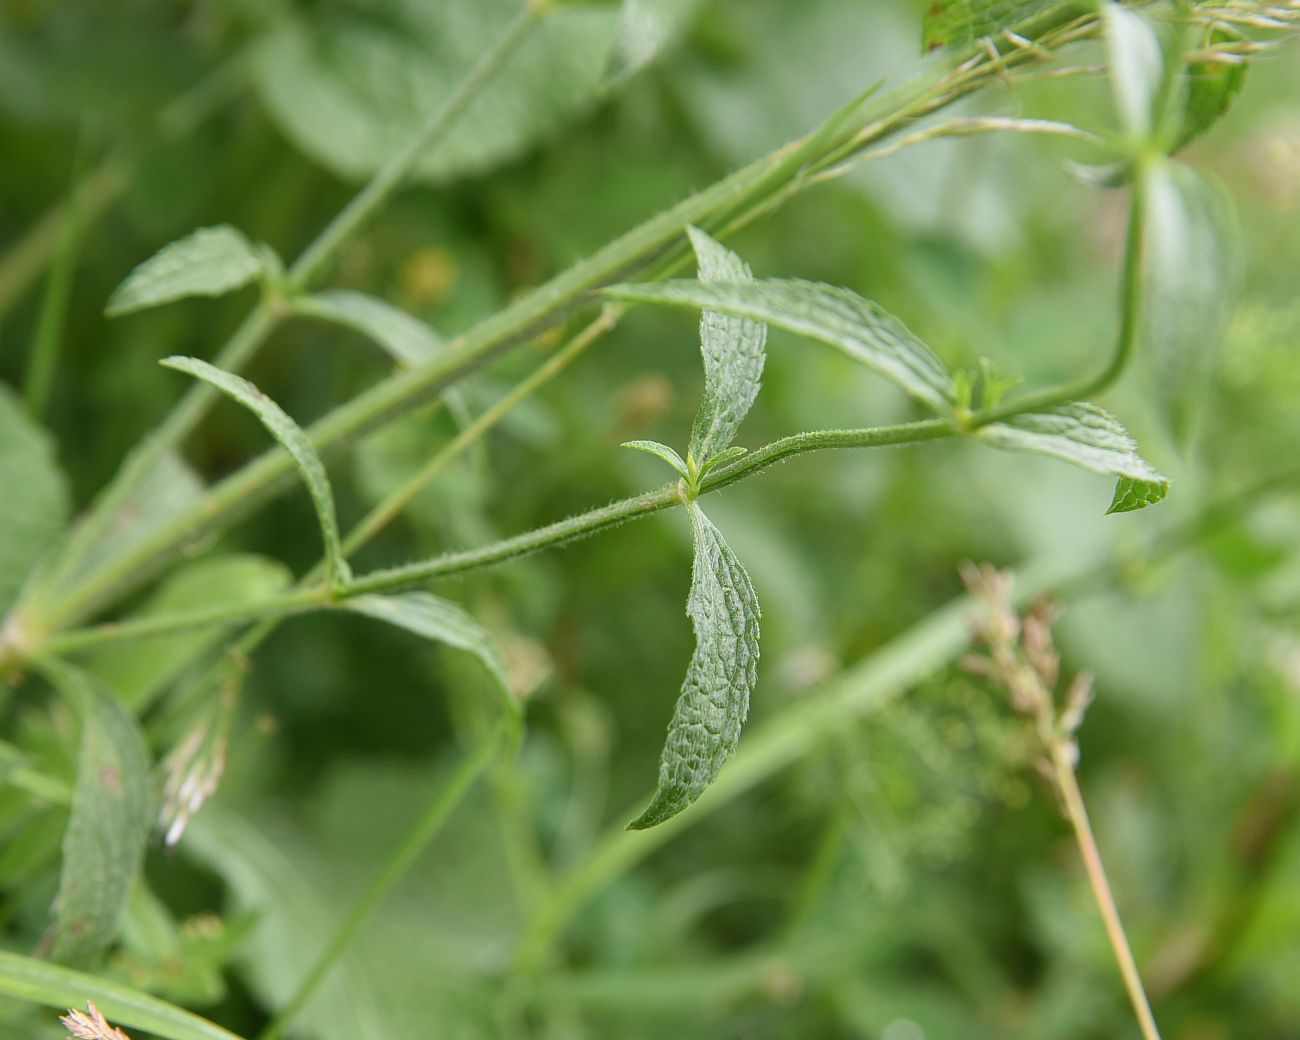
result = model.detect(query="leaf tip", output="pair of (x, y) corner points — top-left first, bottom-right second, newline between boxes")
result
(1106, 475), (1170, 514)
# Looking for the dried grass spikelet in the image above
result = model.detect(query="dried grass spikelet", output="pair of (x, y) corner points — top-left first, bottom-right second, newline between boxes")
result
(60, 1002), (132, 1040)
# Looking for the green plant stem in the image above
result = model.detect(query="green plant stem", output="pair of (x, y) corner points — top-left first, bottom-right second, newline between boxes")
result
(969, 164), (1150, 427)
(1050, 743), (1164, 1040)
(30, 2), (548, 620)
(29, 5), (1102, 635)
(256, 723), (506, 1040)
(286, 2), (542, 287)
(32, 418), (955, 658)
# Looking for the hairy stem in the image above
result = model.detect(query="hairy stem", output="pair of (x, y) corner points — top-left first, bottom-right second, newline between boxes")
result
(28, 5), (1102, 634)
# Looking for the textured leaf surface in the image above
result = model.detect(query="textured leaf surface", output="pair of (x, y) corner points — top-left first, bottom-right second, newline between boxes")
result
(49, 668), (155, 967)
(0, 950), (246, 1040)
(105, 226), (264, 317)
(1142, 161), (1235, 439)
(686, 227), (766, 464)
(629, 504), (760, 830)
(977, 402), (1169, 511)
(1107, 475), (1170, 514)
(605, 278), (953, 412)
(1104, 3), (1163, 139)
(85, 554), (292, 711)
(0, 383), (69, 617)
(922, 0), (1057, 52)
(253, 3), (620, 184)
(161, 357), (351, 589)
(294, 291), (444, 367)
(346, 593), (516, 719)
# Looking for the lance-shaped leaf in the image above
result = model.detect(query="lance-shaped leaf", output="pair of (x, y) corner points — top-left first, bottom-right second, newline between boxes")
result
(921, 0), (1057, 53)
(291, 290), (444, 367)
(622, 439), (690, 480)
(1175, 28), (1248, 152)
(160, 357), (351, 590)
(629, 503), (760, 830)
(345, 592), (518, 723)
(45, 665), (155, 967)
(1142, 161), (1236, 440)
(106, 227), (267, 317)
(605, 278), (954, 413)
(975, 402), (1169, 513)
(685, 226), (766, 465)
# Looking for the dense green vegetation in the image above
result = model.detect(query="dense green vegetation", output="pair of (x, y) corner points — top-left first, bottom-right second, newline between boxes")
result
(2, 1), (1299, 1037)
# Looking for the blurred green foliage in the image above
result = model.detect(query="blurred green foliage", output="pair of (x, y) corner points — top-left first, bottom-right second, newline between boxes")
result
(2, 1), (1300, 1038)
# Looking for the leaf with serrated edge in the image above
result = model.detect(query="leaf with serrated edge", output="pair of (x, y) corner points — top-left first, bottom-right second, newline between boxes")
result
(629, 503), (760, 830)
(977, 402), (1169, 511)
(605, 278), (953, 413)
(345, 592), (518, 722)
(160, 357), (351, 589)
(1107, 475), (1169, 514)
(686, 227), (766, 465)
(1104, 3), (1163, 140)
(46, 665), (155, 967)
(622, 440), (689, 479)
(294, 291), (444, 367)
(106, 227), (265, 317)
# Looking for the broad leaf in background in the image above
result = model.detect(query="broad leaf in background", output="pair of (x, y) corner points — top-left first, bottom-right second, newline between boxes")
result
(253, 2), (624, 184)
(606, 0), (704, 84)
(1104, 3), (1164, 141)
(84, 554), (292, 712)
(45, 665), (154, 967)
(629, 503), (760, 830)
(345, 593), (518, 722)
(105, 226), (266, 317)
(606, 278), (954, 412)
(161, 357), (352, 590)
(921, 0), (1057, 52)
(1141, 161), (1236, 439)
(292, 291), (444, 368)
(975, 402), (1169, 513)
(0, 384), (69, 618)
(686, 226), (766, 466)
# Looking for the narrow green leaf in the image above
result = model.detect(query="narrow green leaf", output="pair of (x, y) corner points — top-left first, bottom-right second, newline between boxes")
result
(1104, 3), (1163, 140)
(686, 226), (766, 465)
(160, 357), (352, 590)
(292, 290), (444, 367)
(345, 592), (518, 721)
(1176, 30), (1248, 151)
(1142, 161), (1235, 439)
(622, 439), (690, 480)
(106, 226), (266, 317)
(1107, 475), (1170, 514)
(629, 503), (760, 830)
(0, 949), (246, 1040)
(976, 402), (1169, 512)
(921, 0), (1057, 53)
(605, 278), (954, 412)
(0, 383), (69, 617)
(697, 444), (747, 478)
(84, 554), (292, 712)
(44, 665), (155, 967)
(606, 0), (703, 84)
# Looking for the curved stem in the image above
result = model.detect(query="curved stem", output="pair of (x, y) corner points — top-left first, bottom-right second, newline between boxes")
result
(969, 166), (1149, 427)
(34, 420), (954, 657)
(29, 5), (1102, 634)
